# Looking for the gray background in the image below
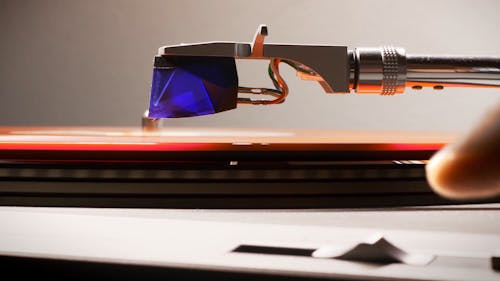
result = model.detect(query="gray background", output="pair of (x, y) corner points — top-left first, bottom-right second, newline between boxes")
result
(0, 0), (499, 132)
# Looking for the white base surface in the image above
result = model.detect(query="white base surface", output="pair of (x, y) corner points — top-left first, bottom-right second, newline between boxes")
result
(1, 204), (499, 280)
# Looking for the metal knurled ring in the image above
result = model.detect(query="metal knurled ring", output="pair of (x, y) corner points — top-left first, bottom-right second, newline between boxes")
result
(381, 46), (399, 95)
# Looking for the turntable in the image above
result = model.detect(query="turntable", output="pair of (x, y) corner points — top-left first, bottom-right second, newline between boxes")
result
(1, 25), (499, 208)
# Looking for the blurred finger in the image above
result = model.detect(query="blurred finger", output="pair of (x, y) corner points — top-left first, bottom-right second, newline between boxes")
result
(426, 103), (500, 200)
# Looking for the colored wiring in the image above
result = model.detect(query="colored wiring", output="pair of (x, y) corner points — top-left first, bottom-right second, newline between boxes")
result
(238, 58), (288, 105)
(238, 58), (316, 105)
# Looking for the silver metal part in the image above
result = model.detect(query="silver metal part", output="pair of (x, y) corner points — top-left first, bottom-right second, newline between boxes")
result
(351, 48), (500, 94)
(406, 55), (500, 88)
(354, 47), (406, 95)
(158, 25), (350, 93)
(142, 110), (162, 132)
(156, 25), (500, 97)
(263, 44), (349, 93)
(158, 42), (251, 57)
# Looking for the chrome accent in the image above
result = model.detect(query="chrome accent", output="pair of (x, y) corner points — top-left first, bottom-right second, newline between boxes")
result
(354, 46), (406, 95)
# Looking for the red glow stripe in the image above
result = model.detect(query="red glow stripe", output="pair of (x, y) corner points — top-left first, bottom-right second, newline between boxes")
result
(388, 143), (445, 151)
(0, 142), (214, 151)
(0, 142), (446, 152)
